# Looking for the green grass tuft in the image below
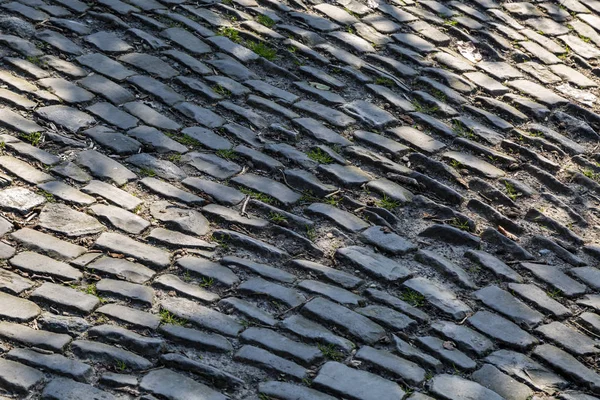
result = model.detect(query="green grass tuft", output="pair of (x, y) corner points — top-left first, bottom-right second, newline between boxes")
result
(400, 289), (426, 307)
(160, 309), (188, 326)
(307, 148), (333, 164)
(247, 41), (277, 60)
(257, 14), (275, 28)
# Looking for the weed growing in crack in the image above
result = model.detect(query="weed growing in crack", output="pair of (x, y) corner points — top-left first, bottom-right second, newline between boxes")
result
(240, 188), (275, 204)
(269, 212), (287, 223)
(216, 148), (237, 160)
(400, 289), (426, 307)
(377, 194), (400, 210)
(318, 344), (344, 361)
(20, 131), (42, 146)
(159, 309), (188, 326)
(247, 41), (277, 60)
(257, 14), (275, 28)
(307, 148), (333, 164)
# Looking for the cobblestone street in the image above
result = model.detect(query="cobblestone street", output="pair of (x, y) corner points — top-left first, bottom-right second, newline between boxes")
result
(0, 0), (599, 398)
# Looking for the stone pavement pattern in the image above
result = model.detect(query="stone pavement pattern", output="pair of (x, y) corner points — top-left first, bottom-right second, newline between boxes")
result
(0, 0), (599, 398)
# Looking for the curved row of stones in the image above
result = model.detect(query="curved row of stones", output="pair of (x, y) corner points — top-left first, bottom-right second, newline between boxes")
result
(0, 0), (598, 399)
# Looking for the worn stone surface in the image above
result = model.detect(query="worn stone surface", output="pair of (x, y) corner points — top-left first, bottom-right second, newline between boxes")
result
(0, 1), (597, 398)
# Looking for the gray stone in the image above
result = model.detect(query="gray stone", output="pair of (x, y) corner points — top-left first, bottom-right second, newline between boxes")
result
(292, 117), (352, 146)
(184, 152), (241, 180)
(10, 228), (85, 260)
(468, 311), (538, 350)
(416, 250), (476, 289)
(96, 279), (154, 305)
(239, 277), (305, 307)
(0, 269), (33, 295)
(32, 282), (99, 314)
(508, 283), (571, 318)
(472, 364), (533, 400)
(87, 102), (138, 129)
(536, 321), (599, 356)
(356, 305), (416, 331)
(0, 358), (44, 394)
(38, 312), (89, 336)
(0, 291), (39, 322)
(38, 78), (94, 103)
(140, 177), (204, 205)
(302, 297), (386, 344)
(96, 304), (160, 330)
(534, 344), (600, 394)
(161, 296), (242, 336)
(314, 362), (405, 400)
(39, 203), (104, 237)
(36, 29), (83, 54)
(431, 320), (493, 356)
(160, 353), (244, 388)
(36, 105), (95, 133)
(128, 75), (184, 106)
(430, 374), (504, 400)
(150, 201), (210, 236)
(403, 277), (471, 319)
(76, 53), (135, 81)
(224, 256), (296, 284)
(337, 246), (411, 281)
(123, 102), (181, 131)
(71, 340), (152, 370)
(0, 322), (71, 351)
(82, 180), (142, 211)
(77, 150), (136, 186)
(86, 31), (132, 52)
(0, 156), (53, 184)
(140, 369), (226, 400)
(155, 274), (220, 304)
(259, 381), (336, 400)
(10, 251), (82, 281)
(464, 250), (523, 282)
(127, 126), (187, 154)
(474, 285), (544, 328)
(161, 28), (211, 54)
(177, 257), (238, 286)
(306, 203), (369, 232)
(42, 377), (116, 400)
(149, 227), (215, 250)
(89, 204), (150, 234)
(127, 153), (186, 181)
(0, 187), (45, 214)
(520, 262), (586, 297)
(37, 181), (95, 206)
(213, 229), (289, 259)
(95, 232), (171, 268)
(7, 348), (92, 382)
(299, 280), (363, 305)
(88, 324), (163, 356)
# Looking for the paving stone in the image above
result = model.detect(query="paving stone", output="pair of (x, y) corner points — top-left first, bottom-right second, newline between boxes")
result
(318, 164), (372, 187)
(0, 156), (53, 184)
(87, 102), (138, 130)
(141, 368), (226, 400)
(403, 277), (471, 319)
(219, 297), (276, 326)
(38, 78), (94, 104)
(95, 232), (170, 268)
(570, 267), (600, 290)
(280, 314), (354, 352)
(387, 126), (445, 153)
(302, 297), (385, 344)
(356, 304), (416, 331)
(96, 278), (154, 305)
(89, 204), (149, 234)
(159, 323), (231, 352)
(534, 344), (600, 394)
(224, 256), (296, 284)
(238, 276), (304, 307)
(128, 75), (184, 106)
(486, 349), (567, 393)
(508, 283), (571, 319)
(0, 268), (33, 295)
(177, 102), (226, 128)
(472, 364), (534, 400)
(140, 177), (204, 205)
(149, 201), (209, 236)
(161, 296), (242, 336)
(126, 126), (187, 154)
(202, 203), (268, 230)
(336, 246), (411, 282)
(294, 100), (355, 128)
(259, 381), (336, 400)
(507, 79), (568, 106)
(536, 321), (599, 356)
(176, 257), (237, 286)
(232, 173), (301, 206)
(417, 336), (477, 370)
(0, 322), (71, 351)
(10, 228), (85, 260)
(37, 181), (95, 206)
(161, 27), (211, 54)
(416, 249), (476, 289)
(314, 361), (405, 400)
(160, 353), (244, 388)
(183, 177), (244, 206)
(359, 226), (416, 255)
(82, 180), (142, 211)
(0, 187), (45, 214)
(32, 282), (99, 314)
(123, 102), (181, 131)
(306, 203), (368, 232)
(155, 274), (219, 304)
(474, 285), (544, 329)
(10, 251), (82, 281)
(430, 374), (504, 400)
(42, 377), (116, 399)
(36, 29), (83, 54)
(241, 327), (321, 365)
(72, 340), (151, 370)
(0, 108), (43, 134)
(184, 152), (241, 180)
(0, 291), (38, 322)
(51, 162), (92, 183)
(468, 311), (538, 350)
(77, 150), (136, 186)
(0, 358), (43, 394)
(127, 153), (185, 181)
(464, 250), (523, 282)
(39, 203), (104, 237)
(38, 312), (89, 336)
(88, 324), (163, 355)
(292, 117), (352, 146)
(7, 348), (92, 383)
(96, 304), (159, 330)
(520, 262), (587, 297)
